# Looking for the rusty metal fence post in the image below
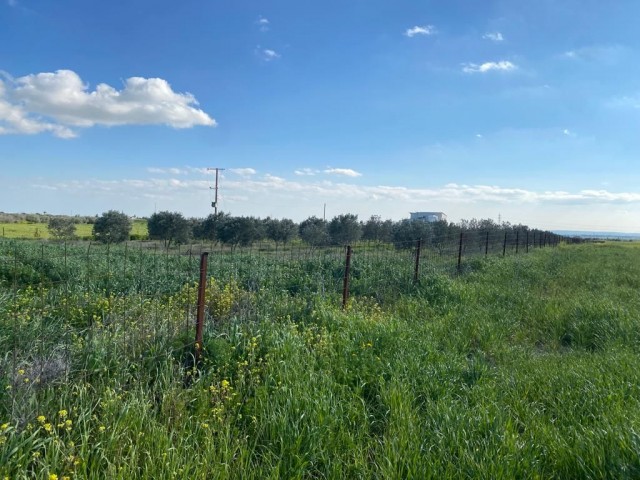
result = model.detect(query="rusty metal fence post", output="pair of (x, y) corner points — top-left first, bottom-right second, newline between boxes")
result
(194, 252), (208, 363)
(413, 239), (422, 284)
(457, 232), (463, 274)
(342, 245), (352, 309)
(502, 231), (507, 257)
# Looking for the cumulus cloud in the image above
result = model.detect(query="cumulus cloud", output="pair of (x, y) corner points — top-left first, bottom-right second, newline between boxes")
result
(462, 61), (516, 73)
(260, 49), (281, 61)
(324, 168), (362, 177)
(0, 69), (215, 138)
(404, 25), (436, 37)
(483, 32), (504, 42)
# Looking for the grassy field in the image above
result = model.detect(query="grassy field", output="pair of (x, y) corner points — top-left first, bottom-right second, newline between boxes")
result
(0, 220), (148, 240)
(1, 240), (639, 478)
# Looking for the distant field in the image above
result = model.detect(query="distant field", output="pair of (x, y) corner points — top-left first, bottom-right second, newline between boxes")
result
(0, 220), (148, 239)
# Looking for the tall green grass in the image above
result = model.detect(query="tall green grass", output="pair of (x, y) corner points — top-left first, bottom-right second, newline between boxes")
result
(1, 241), (640, 478)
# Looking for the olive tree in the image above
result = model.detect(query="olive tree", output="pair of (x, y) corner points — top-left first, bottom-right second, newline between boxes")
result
(93, 210), (131, 243)
(148, 211), (191, 247)
(47, 217), (77, 240)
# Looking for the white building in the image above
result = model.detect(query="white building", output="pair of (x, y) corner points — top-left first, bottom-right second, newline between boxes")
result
(410, 211), (447, 222)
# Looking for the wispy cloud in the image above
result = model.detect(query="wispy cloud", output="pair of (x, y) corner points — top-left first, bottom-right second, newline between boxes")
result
(229, 168), (257, 177)
(561, 45), (627, 64)
(7, 0), (17, 6)
(483, 32), (504, 42)
(324, 168), (362, 177)
(0, 69), (215, 138)
(462, 61), (516, 73)
(256, 47), (280, 62)
(146, 167), (188, 175)
(31, 175), (640, 207)
(404, 25), (436, 38)
(256, 16), (270, 32)
(294, 168), (320, 176)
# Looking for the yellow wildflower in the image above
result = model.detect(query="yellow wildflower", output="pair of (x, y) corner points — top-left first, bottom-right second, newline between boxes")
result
(37, 415), (46, 424)
(43, 423), (52, 432)
(99, 426), (106, 433)
(1, 423), (9, 430)
(49, 474), (58, 480)
(58, 410), (68, 419)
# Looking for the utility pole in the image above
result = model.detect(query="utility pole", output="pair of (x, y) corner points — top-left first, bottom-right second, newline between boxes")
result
(207, 168), (225, 215)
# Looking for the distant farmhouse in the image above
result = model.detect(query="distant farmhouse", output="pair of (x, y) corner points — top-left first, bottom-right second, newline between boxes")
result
(410, 212), (447, 223)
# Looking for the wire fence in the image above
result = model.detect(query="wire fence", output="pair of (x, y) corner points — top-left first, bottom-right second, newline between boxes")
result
(0, 230), (563, 422)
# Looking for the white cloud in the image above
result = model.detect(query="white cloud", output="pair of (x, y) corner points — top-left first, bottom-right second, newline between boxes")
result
(7, 0), (17, 6)
(561, 45), (626, 64)
(462, 61), (516, 73)
(294, 168), (320, 176)
(324, 168), (362, 177)
(404, 25), (436, 38)
(0, 69), (215, 138)
(256, 16), (270, 31)
(483, 32), (504, 42)
(31, 175), (640, 208)
(147, 167), (188, 175)
(261, 49), (280, 61)
(229, 168), (257, 177)
(606, 94), (640, 109)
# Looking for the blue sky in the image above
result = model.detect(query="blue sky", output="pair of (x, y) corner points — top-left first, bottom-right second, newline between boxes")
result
(2, 0), (640, 231)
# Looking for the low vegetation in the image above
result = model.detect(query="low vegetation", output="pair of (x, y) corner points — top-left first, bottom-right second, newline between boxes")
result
(1, 239), (638, 478)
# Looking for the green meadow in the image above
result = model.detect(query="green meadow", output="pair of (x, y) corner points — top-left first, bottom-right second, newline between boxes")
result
(1, 240), (639, 479)
(0, 220), (148, 240)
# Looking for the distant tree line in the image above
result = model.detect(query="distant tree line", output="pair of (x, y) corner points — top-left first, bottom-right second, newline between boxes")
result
(64, 210), (552, 250)
(34, 208), (556, 247)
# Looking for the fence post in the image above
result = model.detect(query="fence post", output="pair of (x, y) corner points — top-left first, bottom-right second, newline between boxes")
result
(457, 232), (464, 274)
(342, 245), (352, 309)
(413, 239), (422, 284)
(485, 231), (489, 256)
(526, 231), (529, 253)
(502, 231), (507, 257)
(195, 252), (208, 363)
(515, 230), (519, 254)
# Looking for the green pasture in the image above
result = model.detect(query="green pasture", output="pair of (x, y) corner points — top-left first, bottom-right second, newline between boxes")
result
(0, 220), (148, 240)
(1, 240), (640, 478)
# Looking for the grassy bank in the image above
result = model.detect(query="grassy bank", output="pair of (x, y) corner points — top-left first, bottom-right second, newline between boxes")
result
(1, 242), (639, 478)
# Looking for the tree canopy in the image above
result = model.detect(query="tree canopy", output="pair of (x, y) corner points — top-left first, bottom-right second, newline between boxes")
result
(93, 210), (131, 243)
(47, 217), (76, 240)
(148, 211), (191, 247)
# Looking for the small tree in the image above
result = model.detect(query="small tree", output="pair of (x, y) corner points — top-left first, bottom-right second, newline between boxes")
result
(93, 210), (132, 243)
(47, 217), (76, 240)
(299, 216), (329, 247)
(194, 212), (229, 243)
(148, 211), (191, 247)
(362, 216), (393, 243)
(217, 216), (261, 250)
(328, 214), (361, 245)
(265, 218), (297, 250)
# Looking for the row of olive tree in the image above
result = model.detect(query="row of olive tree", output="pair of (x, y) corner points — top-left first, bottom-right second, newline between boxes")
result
(48, 209), (547, 250)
